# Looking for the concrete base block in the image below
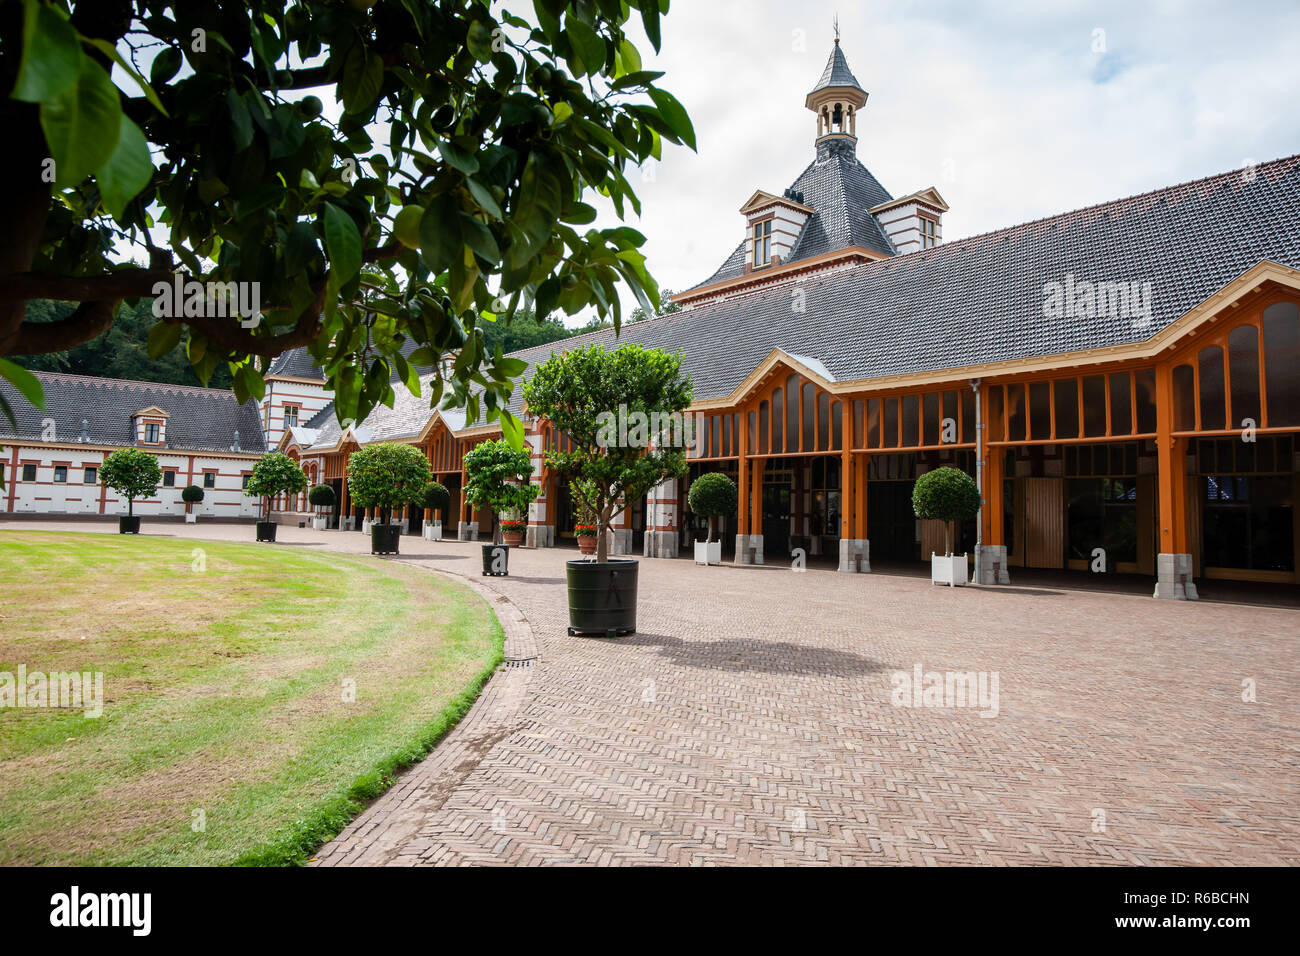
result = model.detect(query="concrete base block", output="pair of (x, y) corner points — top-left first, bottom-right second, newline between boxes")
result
(735, 533), (764, 565)
(974, 545), (1011, 585)
(644, 529), (678, 559)
(1154, 553), (1199, 600)
(608, 528), (633, 555)
(361, 518), (374, 533)
(340, 516), (355, 531)
(458, 522), (478, 541)
(838, 538), (870, 573)
(526, 524), (555, 548)
(422, 521), (442, 541)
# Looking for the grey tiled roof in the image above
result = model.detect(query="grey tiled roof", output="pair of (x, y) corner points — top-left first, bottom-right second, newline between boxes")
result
(693, 138), (896, 289)
(304, 371), (468, 450)
(266, 347), (326, 380)
(0, 372), (266, 453)
(810, 42), (863, 94)
(496, 153), (1300, 412)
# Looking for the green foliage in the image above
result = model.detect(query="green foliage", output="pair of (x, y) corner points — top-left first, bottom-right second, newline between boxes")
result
(308, 483), (335, 508)
(912, 466), (980, 556)
(180, 484), (204, 503)
(346, 442), (433, 522)
(17, 299), (235, 389)
(246, 452), (308, 519)
(98, 447), (161, 515)
(421, 480), (450, 514)
(688, 472), (737, 543)
(523, 343), (693, 562)
(462, 438), (539, 542)
(3, 0), (696, 449)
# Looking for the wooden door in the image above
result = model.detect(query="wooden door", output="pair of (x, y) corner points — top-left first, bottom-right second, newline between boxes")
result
(1024, 477), (1064, 568)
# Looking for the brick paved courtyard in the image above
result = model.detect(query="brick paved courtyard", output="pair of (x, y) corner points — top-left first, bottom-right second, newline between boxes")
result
(6, 520), (1298, 866)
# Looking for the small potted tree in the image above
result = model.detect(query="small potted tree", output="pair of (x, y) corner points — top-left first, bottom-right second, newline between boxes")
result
(688, 472), (737, 566)
(574, 493), (598, 556)
(912, 465), (981, 588)
(462, 439), (540, 576)
(524, 343), (693, 636)
(421, 481), (449, 540)
(308, 484), (335, 530)
(246, 452), (308, 543)
(181, 484), (204, 523)
(99, 447), (161, 534)
(347, 442), (433, 555)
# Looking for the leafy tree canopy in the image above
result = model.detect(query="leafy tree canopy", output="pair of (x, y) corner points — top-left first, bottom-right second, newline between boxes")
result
(523, 342), (691, 561)
(911, 465), (980, 556)
(181, 483), (204, 502)
(421, 478), (449, 513)
(687, 471), (736, 543)
(97, 446), (161, 514)
(462, 437), (538, 541)
(246, 450), (307, 517)
(345, 440), (431, 520)
(307, 481), (335, 506)
(0, 0), (694, 447)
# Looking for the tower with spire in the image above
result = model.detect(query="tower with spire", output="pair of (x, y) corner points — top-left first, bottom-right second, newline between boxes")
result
(805, 33), (869, 145)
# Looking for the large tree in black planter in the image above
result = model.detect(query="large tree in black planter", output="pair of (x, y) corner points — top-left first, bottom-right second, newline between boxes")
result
(347, 443), (433, 555)
(524, 343), (693, 635)
(463, 439), (539, 575)
(245, 453), (307, 543)
(99, 447), (161, 534)
(308, 483), (335, 530)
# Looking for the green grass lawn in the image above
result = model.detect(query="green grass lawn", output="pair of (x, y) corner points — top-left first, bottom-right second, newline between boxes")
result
(0, 530), (503, 866)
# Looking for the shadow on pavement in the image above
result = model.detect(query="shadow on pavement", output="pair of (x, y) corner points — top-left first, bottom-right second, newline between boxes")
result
(623, 632), (888, 677)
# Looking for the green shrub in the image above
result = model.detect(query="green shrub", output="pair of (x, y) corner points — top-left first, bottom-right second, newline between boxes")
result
(246, 453), (308, 521)
(181, 484), (204, 504)
(346, 443), (433, 524)
(421, 481), (450, 516)
(687, 472), (738, 543)
(462, 439), (539, 544)
(308, 483), (335, 508)
(912, 466), (980, 556)
(98, 448), (162, 517)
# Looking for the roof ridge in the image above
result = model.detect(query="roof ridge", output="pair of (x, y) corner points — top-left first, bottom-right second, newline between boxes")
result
(27, 370), (243, 399)
(898, 152), (1300, 263)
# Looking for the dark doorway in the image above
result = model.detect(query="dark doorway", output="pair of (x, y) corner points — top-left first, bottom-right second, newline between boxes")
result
(762, 475), (791, 557)
(868, 481), (919, 561)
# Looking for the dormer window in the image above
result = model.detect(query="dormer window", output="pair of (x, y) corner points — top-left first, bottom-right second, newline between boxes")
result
(284, 404), (300, 428)
(921, 217), (938, 249)
(144, 423), (160, 443)
(752, 219), (772, 267)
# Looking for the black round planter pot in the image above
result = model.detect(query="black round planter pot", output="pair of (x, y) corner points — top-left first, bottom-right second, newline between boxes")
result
(118, 516), (140, 534)
(371, 524), (402, 555)
(256, 521), (278, 542)
(566, 559), (638, 637)
(481, 543), (509, 576)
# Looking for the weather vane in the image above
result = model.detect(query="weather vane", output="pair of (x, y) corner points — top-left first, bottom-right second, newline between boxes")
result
(833, 14), (840, 42)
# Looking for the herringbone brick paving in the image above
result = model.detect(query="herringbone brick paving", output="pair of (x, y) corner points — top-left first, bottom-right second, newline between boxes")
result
(7, 521), (1297, 866)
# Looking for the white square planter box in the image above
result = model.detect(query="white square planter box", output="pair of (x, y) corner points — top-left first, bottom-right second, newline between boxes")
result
(423, 521), (442, 541)
(184, 513), (197, 524)
(312, 516), (328, 530)
(931, 553), (969, 587)
(361, 518), (374, 533)
(694, 540), (722, 566)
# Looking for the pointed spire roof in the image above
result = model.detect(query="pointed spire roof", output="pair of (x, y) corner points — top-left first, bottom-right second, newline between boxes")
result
(809, 40), (863, 95)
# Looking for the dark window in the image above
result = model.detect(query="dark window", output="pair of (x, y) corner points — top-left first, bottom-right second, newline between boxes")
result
(752, 219), (772, 266)
(84, 467), (97, 484)
(21, 464), (36, 481)
(1109, 373), (1132, 435)
(144, 422), (160, 443)
(284, 405), (299, 428)
(1054, 378), (1078, 439)
(163, 470), (176, 487)
(53, 466), (67, 483)
(203, 472), (216, 489)
(1262, 302), (1300, 426)
(1197, 345), (1226, 431)
(241, 474), (251, 489)
(1228, 324), (1261, 429)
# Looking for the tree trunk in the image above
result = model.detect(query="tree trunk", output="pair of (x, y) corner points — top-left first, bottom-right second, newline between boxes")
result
(706, 515), (713, 544)
(596, 502), (612, 564)
(128, 497), (133, 517)
(944, 520), (952, 557)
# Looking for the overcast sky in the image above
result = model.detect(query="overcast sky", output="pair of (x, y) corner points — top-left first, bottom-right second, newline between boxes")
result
(602, 0), (1300, 315)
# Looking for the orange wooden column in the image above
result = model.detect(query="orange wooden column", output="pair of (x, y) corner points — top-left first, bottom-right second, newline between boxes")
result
(1154, 364), (1188, 554)
(984, 447), (1005, 547)
(751, 458), (764, 536)
(840, 409), (853, 539)
(737, 412), (750, 535)
(855, 452), (868, 540)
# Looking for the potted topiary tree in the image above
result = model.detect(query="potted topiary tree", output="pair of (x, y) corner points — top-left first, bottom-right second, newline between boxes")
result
(181, 484), (204, 523)
(688, 472), (737, 566)
(308, 483), (335, 530)
(462, 439), (540, 576)
(524, 343), (693, 636)
(912, 465), (981, 588)
(99, 447), (161, 534)
(347, 442), (433, 555)
(245, 452), (308, 543)
(421, 481), (449, 540)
